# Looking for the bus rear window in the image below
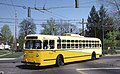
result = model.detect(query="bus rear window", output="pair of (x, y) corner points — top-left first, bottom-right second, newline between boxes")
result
(25, 40), (42, 49)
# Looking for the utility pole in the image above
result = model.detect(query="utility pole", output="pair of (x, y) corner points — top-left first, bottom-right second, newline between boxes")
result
(11, 0), (17, 53)
(78, 18), (86, 36)
(14, 10), (17, 52)
(82, 18), (85, 36)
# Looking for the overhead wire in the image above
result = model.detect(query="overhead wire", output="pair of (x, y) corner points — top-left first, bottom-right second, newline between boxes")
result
(80, 0), (97, 5)
(0, 17), (81, 22)
(44, 10), (70, 19)
(0, 21), (14, 23)
(0, 1), (101, 23)
(37, 9), (64, 19)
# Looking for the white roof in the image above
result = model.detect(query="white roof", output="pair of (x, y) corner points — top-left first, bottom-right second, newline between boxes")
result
(26, 34), (101, 41)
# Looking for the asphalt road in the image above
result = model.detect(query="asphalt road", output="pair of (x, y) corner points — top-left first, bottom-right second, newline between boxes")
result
(0, 56), (120, 74)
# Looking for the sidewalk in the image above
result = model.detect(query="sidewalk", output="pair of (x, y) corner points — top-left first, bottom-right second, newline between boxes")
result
(0, 53), (23, 60)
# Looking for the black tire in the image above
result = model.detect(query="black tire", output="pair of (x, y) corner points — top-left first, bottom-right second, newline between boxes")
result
(91, 52), (96, 60)
(56, 55), (64, 67)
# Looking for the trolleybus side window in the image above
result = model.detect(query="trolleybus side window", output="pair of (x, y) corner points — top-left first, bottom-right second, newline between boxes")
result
(62, 40), (66, 48)
(75, 40), (78, 48)
(67, 40), (70, 48)
(57, 39), (61, 49)
(71, 40), (74, 48)
(49, 40), (55, 49)
(35, 40), (42, 49)
(43, 40), (48, 49)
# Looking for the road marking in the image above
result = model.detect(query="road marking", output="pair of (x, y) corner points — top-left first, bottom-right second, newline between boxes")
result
(0, 58), (16, 60)
(76, 67), (120, 71)
(77, 70), (87, 74)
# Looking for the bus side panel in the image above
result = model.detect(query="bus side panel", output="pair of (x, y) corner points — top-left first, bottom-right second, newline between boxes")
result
(23, 48), (102, 66)
(39, 50), (57, 66)
(39, 50), (89, 66)
(61, 50), (91, 63)
(40, 49), (93, 66)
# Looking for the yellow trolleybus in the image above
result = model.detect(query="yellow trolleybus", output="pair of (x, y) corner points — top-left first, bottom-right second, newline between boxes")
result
(21, 33), (102, 66)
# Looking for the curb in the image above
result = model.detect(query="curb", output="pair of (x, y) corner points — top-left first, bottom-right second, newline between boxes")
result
(104, 54), (120, 56)
(0, 55), (23, 61)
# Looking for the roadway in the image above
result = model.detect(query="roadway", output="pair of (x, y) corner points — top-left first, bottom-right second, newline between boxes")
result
(0, 55), (120, 74)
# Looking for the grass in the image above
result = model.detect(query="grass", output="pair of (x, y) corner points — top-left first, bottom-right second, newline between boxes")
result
(0, 50), (10, 55)
(0, 52), (23, 58)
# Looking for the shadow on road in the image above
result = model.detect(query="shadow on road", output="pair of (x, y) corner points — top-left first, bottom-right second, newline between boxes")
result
(16, 64), (57, 70)
(64, 59), (95, 65)
(16, 59), (96, 70)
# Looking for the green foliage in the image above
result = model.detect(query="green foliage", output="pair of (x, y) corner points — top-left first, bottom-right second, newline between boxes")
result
(103, 49), (117, 54)
(86, 5), (115, 41)
(56, 21), (77, 35)
(41, 18), (78, 35)
(18, 35), (24, 50)
(1, 24), (12, 44)
(105, 31), (118, 48)
(41, 18), (57, 35)
(104, 31), (118, 54)
(19, 18), (36, 50)
(86, 6), (99, 37)
(19, 18), (36, 36)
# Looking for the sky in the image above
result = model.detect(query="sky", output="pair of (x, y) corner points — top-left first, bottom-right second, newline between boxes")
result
(0, 0), (101, 36)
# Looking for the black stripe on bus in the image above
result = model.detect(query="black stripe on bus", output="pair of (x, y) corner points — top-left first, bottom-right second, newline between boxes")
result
(64, 55), (91, 59)
(43, 54), (98, 61)
(44, 59), (56, 61)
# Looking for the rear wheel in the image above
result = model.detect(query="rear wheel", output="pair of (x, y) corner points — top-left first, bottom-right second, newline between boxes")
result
(91, 52), (96, 60)
(56, 55), (64, 67)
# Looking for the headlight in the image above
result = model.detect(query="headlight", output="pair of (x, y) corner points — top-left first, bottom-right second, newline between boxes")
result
(36, 53), (39, 57)
(24, 53), (26, 57)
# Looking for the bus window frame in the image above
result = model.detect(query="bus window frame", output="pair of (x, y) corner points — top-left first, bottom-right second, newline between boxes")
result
(25, 40), (42, 49)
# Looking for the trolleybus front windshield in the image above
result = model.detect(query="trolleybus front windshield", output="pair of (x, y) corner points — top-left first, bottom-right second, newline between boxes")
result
(25, 40), (42, 49)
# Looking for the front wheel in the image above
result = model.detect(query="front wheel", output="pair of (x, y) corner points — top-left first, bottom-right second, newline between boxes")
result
(56, 55), (64, 67)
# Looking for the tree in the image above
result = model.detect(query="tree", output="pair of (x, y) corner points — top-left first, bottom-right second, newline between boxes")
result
(86, 6), (100, 37)
(98, 0), (120, 32)
(19, 18), (36, 50)
(1, 24), (12, 44)
(41, 18), (78, 35)
(86, 5), (115, 41)
(104, 31), (118, 54)
(19, 18), (36, 37)
(98, 5), (116, 39)
(41, 18), (57, 35)
(98, 0), (120, 17)
(56, 20), (77, 35)
(18, 35), (24, 50)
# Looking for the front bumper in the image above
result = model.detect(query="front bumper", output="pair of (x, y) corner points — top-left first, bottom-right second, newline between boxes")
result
(21, 61), (40, 65)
